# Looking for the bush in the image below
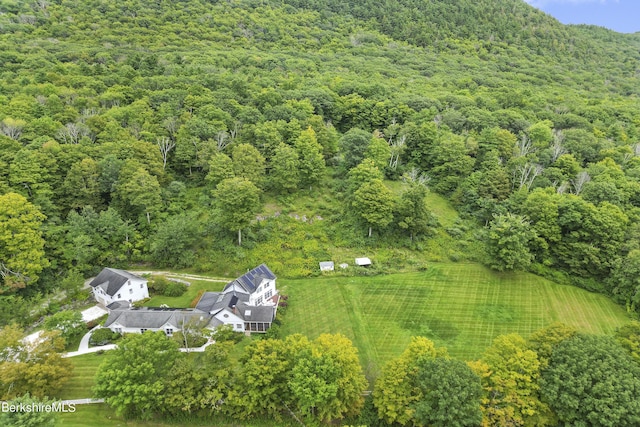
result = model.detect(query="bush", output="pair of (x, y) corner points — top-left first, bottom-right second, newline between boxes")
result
(131, 297), (150, 308)
(86, 313), (108, 329)
(149, 276), (169, 294)
(214, 325), (244, 343)
(89, 328), (120, 346)
(190, 289), (206, 308)
(163, 282), (187, 297)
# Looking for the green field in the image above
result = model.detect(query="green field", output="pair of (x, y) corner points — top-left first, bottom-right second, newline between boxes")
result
(56, 353), (110, 400)
(279, 263), (632, 371)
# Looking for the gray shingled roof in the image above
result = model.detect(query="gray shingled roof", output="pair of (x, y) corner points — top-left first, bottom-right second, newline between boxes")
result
(222, 264), (276, 294)
(104, 307), (210, 329)
(235, 301), (275, 322)
(195, 291), (250, 314)
(89, 268), (144, 297)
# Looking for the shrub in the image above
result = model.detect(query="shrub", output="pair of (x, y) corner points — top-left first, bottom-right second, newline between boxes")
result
(214, 325), (244, 343)
(131, 297), (150, 308)
(149, 276), (170, 294)
(190, 289), (206, 308)
(90, 328), (121, 346)
(86, 313), (108, 329)
(163, 282), (187, 297)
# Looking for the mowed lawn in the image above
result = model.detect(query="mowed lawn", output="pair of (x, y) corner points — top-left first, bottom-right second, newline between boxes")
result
(56, 353), (110, 400)
(143, 278), (228, 307)
(279, 263), (632, 370)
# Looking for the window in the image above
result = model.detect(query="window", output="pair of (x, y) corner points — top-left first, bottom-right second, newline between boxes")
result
(265, 290), (273, 299)
(140, 283), (144, 288)
(140, 328), (148, 333)
(114, 328), (122, 334)
(256, 285), (262, 293)
(165, 328), (173, 336)
(129, 288), (133, 294)
(236, 324), (242, 329)
(256, 296), (263, 305)
(117, 293), (121, 299)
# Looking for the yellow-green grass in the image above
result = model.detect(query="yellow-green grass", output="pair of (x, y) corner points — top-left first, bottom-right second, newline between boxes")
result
(56, 353), (109, 400)
(385, 180), (459, 228)
(56, 404), (290, 427)
(143, 279), (227, 308)
(279, 262), (632, 371)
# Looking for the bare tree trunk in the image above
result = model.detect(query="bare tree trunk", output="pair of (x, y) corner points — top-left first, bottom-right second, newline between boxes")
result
(157, 137), (176, 170)
(146, 211), (151, 225)
(238, 229), (242, 246)
(368, 226), (372, 238)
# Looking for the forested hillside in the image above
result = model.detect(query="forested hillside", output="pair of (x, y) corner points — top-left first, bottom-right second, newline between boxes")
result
(1, 0), (640, 325)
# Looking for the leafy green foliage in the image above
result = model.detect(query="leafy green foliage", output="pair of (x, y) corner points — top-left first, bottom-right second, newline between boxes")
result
(541, 334), (640, 426)
(0, 394), (58, 427)
(484, 213), (537, 271)
(413, 358), (482, 427)
(89, 328), (120, 347)
(214, 177), (262, 246)
(0, 193), (48, 292)
(94, 332), (182, 419)
(352, 179), (395, 237)
(0, 327), (72, 400)
(43, 310), (85, 343)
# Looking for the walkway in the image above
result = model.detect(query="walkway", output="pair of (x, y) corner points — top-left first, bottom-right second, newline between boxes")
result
(63, 335), (215, 358)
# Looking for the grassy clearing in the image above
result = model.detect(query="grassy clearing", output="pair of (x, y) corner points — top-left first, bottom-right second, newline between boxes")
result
(143, 279), (227, 308)
(279, 262), (632, 373)
(56, 353), (110, 400)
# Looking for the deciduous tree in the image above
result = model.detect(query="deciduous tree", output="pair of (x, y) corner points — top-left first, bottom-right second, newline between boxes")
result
(414, 358), (482, 427)
(94, 332), (182, 419)
(214, 177), (262, 246)
(541, 334), (640, 427)
(0, 193), (49, 292)
(352, 179), (395, 237)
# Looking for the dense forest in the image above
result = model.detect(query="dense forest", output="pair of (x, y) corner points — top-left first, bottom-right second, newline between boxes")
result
(1, 0), (640, 322)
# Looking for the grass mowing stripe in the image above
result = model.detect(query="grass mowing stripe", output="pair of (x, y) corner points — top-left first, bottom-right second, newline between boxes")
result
(280, 263), (632, 369)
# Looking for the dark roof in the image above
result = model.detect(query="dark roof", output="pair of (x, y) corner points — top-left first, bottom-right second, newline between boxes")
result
(106, 301), (129, 310)
(195, 291), (249, 314)
(104, 307), (210, 329)
(89, 268), (144, 297)
(235, 301), (275, 322)
(222, 264), (276, 294)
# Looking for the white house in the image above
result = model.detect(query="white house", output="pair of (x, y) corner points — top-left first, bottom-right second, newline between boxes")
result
(104, 307), (208, 336)
(103, 264), (279, 335)
(89, 268), (149, 306)
(195, 264), (279, 333)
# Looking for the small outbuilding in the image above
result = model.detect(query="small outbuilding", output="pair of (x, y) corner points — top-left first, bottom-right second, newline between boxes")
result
(319, 261), (335, 272)
(355, 257), (372, 267)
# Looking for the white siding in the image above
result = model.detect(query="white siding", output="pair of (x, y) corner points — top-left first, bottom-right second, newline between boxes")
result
(214, 309), (245, 331)
(249, 279), (277, 306)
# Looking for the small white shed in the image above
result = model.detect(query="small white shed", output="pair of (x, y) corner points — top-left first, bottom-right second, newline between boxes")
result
(319, 261), (335, 272)
(355, 257), (372, 267)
